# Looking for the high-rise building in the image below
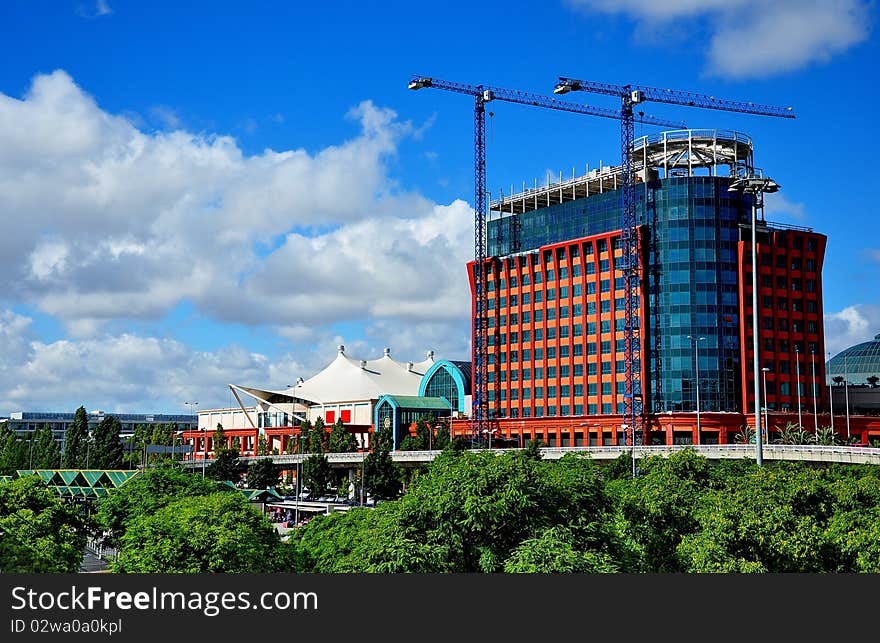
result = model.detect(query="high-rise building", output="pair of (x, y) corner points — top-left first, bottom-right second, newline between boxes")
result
(468, 129), (827, 446)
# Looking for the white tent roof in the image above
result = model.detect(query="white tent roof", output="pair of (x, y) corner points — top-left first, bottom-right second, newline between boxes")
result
(233, 346), (436, 406)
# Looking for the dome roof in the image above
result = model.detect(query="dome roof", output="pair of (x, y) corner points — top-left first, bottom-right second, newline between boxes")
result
(826, 333), (880, 384)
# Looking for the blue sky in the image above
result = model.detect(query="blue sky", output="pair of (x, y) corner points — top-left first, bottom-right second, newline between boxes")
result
(0, 0), (878, 415)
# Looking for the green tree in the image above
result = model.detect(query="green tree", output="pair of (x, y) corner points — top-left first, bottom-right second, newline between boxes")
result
(248, 458), (279, 489)
(111, 492), (289, 573)
(94, 463), (220, 548)
(867, 375), (879, 388)
(309, 418), (326, 453)
(296, 420), (312, 454)
(676, 463), (833, 572)
(256, 434), (269, 456)
(503, 526), (618, 573)
(610, 449), (712, 572)
(432, 419), (452, 451)
(30, 425), (61, 469)
(205, 449), (245, 484)
(150, 423), (173, 449)
(90, 415), (123, 469)
(0, 425), (26, 474)
(363, 426), (402, 501)
(289, 449), (619, 573)
(0, 475), (87, 572)
(230, 436), (241, 451)
(328, 418), (358, 453)
(62, 406), (89, 468)
(303, 454), (331, 498)
(212, 423), (227, 457)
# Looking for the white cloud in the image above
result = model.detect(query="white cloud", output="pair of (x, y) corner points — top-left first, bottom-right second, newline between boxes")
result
(868, 249), (880, 263)
(567, 0), (871, 78)
(0, 312), (307, 412)
(824, 304), (880, 356)
(764, 192), (807, 224)
(77, 0), (113, 18)
(0, 70), (471, 337)
(0, 70), (477, 410)
(149, 105), (181, 129)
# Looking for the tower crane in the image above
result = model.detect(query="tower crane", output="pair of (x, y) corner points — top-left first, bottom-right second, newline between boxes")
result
(553, 76), (795, 457)
(408, 76), (684, 446)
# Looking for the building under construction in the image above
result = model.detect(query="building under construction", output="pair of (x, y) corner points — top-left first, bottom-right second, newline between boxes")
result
(466, 129), (832, 446)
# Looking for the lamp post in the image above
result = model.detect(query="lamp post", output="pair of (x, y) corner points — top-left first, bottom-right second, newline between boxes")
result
(185, 401), (201, 476)
(827, 351), (835, 434)
(688, 335), (706, 445)
(811, 351), (818, 437)
(728, 174), (778, 466)
(761, 367), (770, 444)
(795, 346), (803, 430)
(844, 353), (851, 442)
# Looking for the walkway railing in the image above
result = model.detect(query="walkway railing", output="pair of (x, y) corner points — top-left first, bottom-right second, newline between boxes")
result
(181, 444), (880, 468)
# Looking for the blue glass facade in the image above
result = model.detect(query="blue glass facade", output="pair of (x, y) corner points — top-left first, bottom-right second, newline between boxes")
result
(488, 176), (752, 414)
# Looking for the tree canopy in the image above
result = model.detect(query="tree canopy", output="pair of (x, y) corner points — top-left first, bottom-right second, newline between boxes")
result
(90, 415), (124, 469)
(111, 492), (289, 573)
(0, 475), (87, 572)
(94, 463), (220, 548)
(287, 449), (880, 574)
(62, 406), (89, 468)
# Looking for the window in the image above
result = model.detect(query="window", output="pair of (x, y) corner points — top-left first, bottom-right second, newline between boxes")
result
(326, 411), (336, 423)
(601, 361), (611, 374)
(560, 267), (569, 279)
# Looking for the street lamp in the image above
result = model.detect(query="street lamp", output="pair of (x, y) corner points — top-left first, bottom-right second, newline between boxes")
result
(844, 352), (851, 442)
(761, 367), (770, 444)
(687, 335), (706, 445)
(827, 351), (835, 435)
(185, 401), (201, 476)
(811, 351), (819, 437)
(728, 173), (779, 467)
(794, 345), (803, 430)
